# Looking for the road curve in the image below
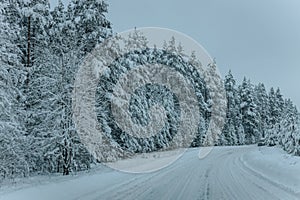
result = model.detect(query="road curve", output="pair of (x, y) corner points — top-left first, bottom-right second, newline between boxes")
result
(1, 146), (299, 200)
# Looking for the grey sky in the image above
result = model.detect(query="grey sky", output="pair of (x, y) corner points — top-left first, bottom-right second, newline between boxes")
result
(50, 0), (300, 108)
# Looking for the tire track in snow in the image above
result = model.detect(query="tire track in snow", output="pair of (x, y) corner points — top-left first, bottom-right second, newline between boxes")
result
(237, 155), (300, 200)
(2, 146), (299, 200)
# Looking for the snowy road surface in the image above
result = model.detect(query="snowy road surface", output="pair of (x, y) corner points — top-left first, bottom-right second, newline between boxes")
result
(1, 145), (300, 200)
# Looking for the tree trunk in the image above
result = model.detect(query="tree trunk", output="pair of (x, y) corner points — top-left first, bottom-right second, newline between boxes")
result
(27, 16), (30, 68)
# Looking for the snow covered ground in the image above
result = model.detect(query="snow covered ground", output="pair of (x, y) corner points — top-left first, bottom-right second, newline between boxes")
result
(1, 145), (299, 200)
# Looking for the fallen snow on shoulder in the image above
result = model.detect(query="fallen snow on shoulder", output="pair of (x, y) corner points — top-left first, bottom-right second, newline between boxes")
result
(1, 145), (300, 200)
(106, 148), (186, 173)
(0, 165), (111, 197)
(241, 146), (300, 194)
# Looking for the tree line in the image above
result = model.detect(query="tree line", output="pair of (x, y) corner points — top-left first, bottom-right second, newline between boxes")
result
(0, 0), (299, 181)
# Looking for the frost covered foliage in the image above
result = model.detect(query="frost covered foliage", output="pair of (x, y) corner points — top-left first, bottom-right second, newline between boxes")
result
(95, 30), (300, 158)
(0, 0), (111, 179)
(96, 45), (210, 156)
(0, 0), (300, 182)
(222, 72), (300, 156)
(0, 0), (28, 180)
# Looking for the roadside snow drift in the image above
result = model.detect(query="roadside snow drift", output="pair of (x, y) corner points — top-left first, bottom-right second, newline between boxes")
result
(1, 145), (299, 200)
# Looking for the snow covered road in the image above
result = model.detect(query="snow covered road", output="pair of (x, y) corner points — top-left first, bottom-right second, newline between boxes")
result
(1, 146), (300, 200)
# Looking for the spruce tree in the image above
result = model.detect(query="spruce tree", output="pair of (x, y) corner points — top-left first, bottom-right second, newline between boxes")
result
(203, 60), (227, 146)
(254, 83), (270, 139)
(239, 78), (259, 144)
(222, 70), (240, 145)
(71, 0), (112, 56)
(0, 0), (28, 179)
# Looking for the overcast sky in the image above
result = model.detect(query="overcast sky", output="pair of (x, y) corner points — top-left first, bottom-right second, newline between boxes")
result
(50, 0), (300, 108)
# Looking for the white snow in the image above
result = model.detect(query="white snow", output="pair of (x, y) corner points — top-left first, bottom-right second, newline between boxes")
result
(106, 148), (186, 173)
(1, 146), (299, 200)
(241, 145), (300, 194)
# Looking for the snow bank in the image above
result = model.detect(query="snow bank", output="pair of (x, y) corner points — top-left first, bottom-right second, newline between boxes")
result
(241, 146), (300, 194)
(106, 148), (186, 173)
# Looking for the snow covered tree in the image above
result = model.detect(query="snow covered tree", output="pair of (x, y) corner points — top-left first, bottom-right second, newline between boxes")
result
(96, 35), (210, 156)
(162, 36), (187, 57)
(239, 78), (260, 144)
(0, 0), (112, 176)
(254, 83), (269, 139)
(2, 0), (300, 181)
(222, 71), (240, 145)
(176, 42), (185, 57)
(268, 87), (280, 125)
(125, 27), (148, 52)
(280, 99), (299, 155)
(203, 60), (227, 146)
(294, 119), (300, 156)
(166, 36), (177, 53)
(20, 0), (51, 68)
(0, 0), (28, 179)
(51, 0), (112, 173)
(25, 0), (110, 174)
(188, 51), (206, 147)
(266, 87), (285, 146)
(71, 0), (112, 55)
